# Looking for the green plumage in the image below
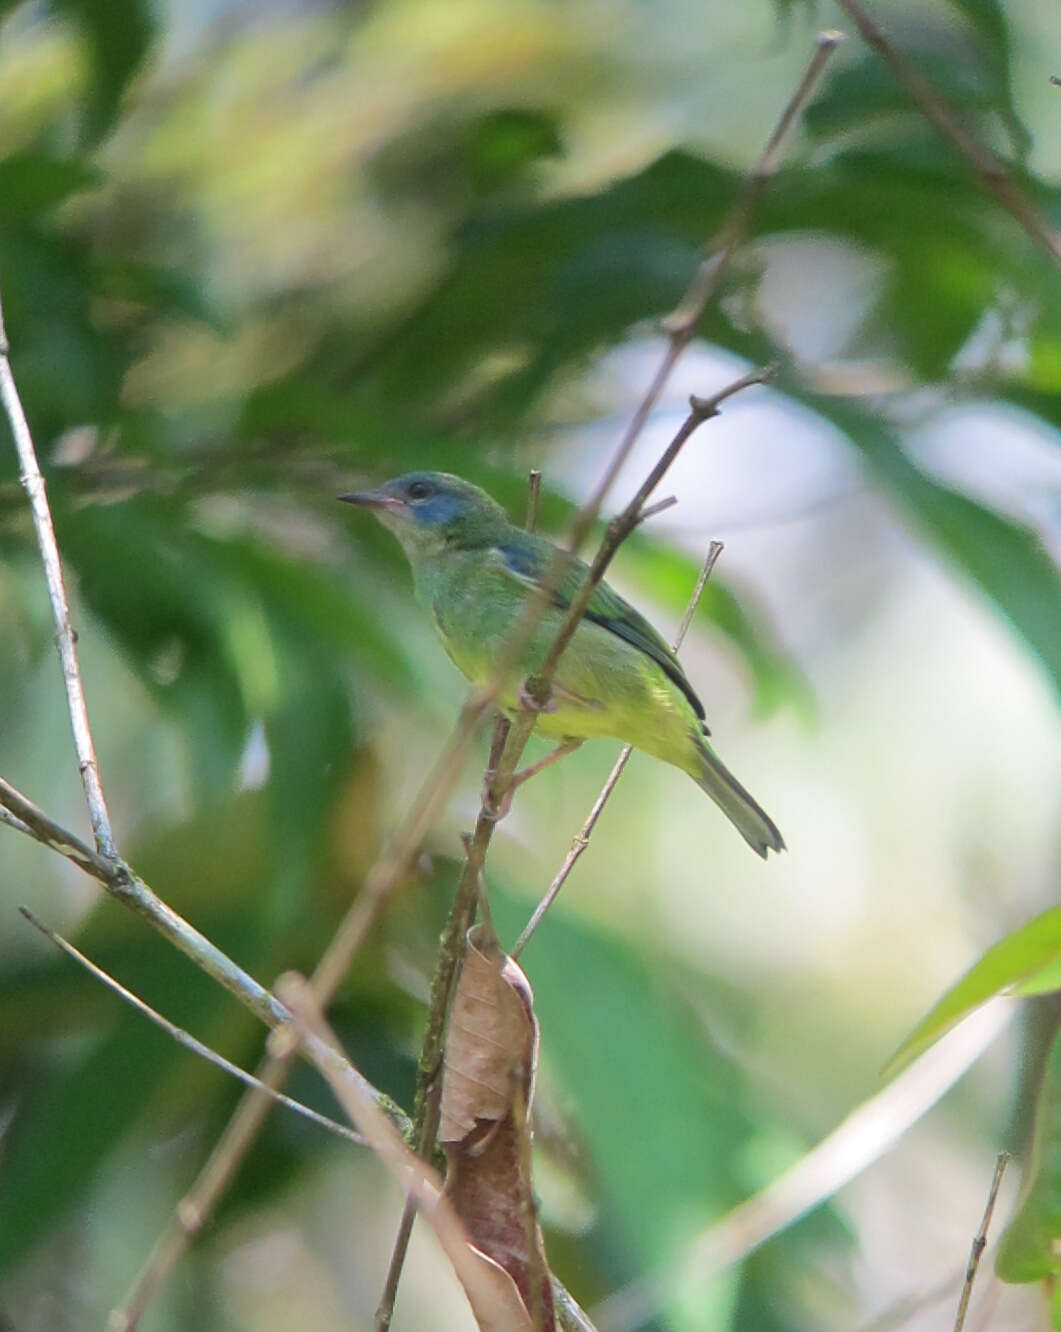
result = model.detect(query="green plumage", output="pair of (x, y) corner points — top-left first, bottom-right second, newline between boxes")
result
(340, 472), (783, 858)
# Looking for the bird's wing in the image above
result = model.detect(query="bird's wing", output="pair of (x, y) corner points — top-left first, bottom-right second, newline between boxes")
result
(495, 538), (707, 723)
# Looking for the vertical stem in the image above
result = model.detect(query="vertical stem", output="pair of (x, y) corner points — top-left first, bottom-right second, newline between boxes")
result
(0, 294), (115, 858)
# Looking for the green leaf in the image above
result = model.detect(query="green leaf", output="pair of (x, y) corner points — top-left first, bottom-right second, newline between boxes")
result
(996, 1028), (1061, 1284)
(0, 153), (100, 220)
(62, 0), (156, 143)
(948, 0), (1032, 161)
(883, 906), (1061, 1077)
(803, 395), (1061, 701)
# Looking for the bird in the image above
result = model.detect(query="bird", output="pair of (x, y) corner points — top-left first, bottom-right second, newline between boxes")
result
(339, 471), (784, 857)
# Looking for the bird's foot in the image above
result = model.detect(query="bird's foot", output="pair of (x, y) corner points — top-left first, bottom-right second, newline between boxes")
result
(517, 677), (553, 713)
(481, 740), (582, 821)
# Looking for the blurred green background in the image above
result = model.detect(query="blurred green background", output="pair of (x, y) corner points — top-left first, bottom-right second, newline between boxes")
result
(0, 0), (1059, 1327)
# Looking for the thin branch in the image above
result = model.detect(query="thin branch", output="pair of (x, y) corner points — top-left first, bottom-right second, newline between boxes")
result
(6, 32), (835, 1327)
(0, 774), (410, 1142)
(19, 907), (363, 1148)
(661, 30), (844, 340)
(277, 972), (538, 1332)
(834, 0), (1061, 266)
(525, 468), (543, 532)
(377, 384), (756, 1325)
(0, 292), (115, 858)
(953, 1152), (1009, 1332)
(0, 776), (287, 1025)
(371, 30), (837, 1321)
(374, 476), (544, 1331)
(512, 540), (724, 959)
(592, 999), (1014, 1332)
(489, 366), (772, 824)
(0, 805), (31, 836)
(552, 1280), (599, 1332)
(634, 493), (678, 524)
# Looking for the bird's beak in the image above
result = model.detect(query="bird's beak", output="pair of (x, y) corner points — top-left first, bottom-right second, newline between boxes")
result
(337, 490), (406, 510)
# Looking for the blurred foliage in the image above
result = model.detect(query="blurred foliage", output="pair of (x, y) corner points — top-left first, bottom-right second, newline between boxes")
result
(997, 1024), (1061, 1287)
(0, 0), (1059, 1327)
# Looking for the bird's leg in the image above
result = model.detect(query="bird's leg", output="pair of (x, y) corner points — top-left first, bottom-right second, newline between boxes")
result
(482, 739), (582, 821)
(511, 737), (583, 794)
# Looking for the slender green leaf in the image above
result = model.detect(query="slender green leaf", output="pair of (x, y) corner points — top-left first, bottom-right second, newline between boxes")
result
(884, 907), (1061, 1077)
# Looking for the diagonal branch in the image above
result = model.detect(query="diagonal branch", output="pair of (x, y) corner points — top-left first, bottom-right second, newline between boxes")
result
(278, 972), (539, 1332)
(953, 1151), (1009, 1332)
(1, 26), (839, 1326)
(0, 294), (115, 858)
(512, 540), (724, 959)
(19, 907), (364, 1148)
(834, 0), (1061, 267)
(0, 775), (409, 1134)
(372, 27), (841, 1324)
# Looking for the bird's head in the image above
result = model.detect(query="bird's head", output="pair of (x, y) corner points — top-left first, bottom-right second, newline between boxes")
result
(338, 471), (510, 559)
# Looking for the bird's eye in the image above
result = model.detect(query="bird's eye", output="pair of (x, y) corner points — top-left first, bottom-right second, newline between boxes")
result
(406, 480), (432, 501)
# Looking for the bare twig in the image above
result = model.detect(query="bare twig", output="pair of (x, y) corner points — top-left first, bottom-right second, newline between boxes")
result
(0, 775), (287, 1027)
(512, 540), (724, 959)
(834, 0), (1061, 266)
(5, 30), (834, 1326)
(278, 972), (538, 1332)
(18, 907), (363, 1147)
(489, 367), (773, 823)
(374, 474), (545, 1330)
(953, 1152), (1009, 1332)
(662, 30), (844, 340)
(377, 376), (764, 1327)
(110, 1055), (303, 1331)
(525, 468), (543, 532)
(552, 1280), (599, 1332)
(0, 776), (410, 1140)
(634, 493), (678, 524)
(371, 30), (837, 1320)
(0, 293), (115, 858)
(593, 999), (1013, 1332)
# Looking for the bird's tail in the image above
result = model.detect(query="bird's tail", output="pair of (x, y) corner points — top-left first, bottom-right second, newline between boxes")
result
(693, 739), (785, 859)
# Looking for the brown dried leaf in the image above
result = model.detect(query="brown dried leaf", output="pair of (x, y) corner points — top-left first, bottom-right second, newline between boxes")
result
(440, 922), (536, 1142)
(276, 972), (535, 1332)
(441, 923), (554, 1329)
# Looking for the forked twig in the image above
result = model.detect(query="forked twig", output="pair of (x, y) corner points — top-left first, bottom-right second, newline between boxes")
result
(377, 375), (767, 1329)
(0, 26), (841, 1330)
(374, 471), (545, 1331)
(953, 1152), (1009, 1332)
(373, 28), (841, 1322)
(19, 908), (363, 1147)
(277, 973), (539, 1332)
(512, 540), (724, 959)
